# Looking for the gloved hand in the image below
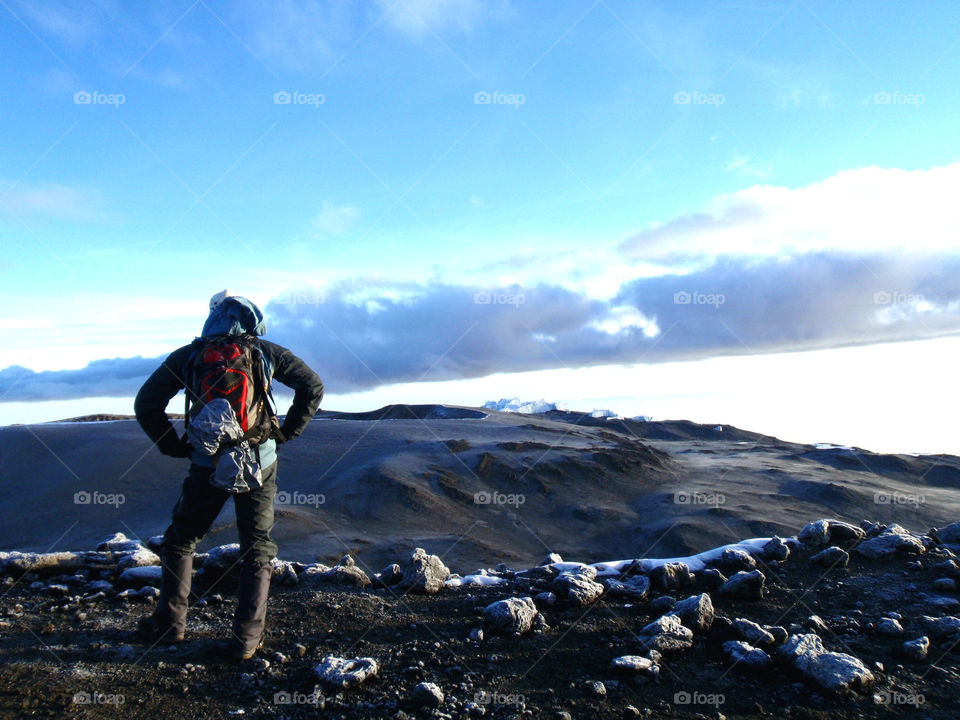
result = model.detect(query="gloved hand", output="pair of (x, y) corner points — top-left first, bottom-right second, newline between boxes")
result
(162, 433), (193, 458)
(270, 425), (288, 446)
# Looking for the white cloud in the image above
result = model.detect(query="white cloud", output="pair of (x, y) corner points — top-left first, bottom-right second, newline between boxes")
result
(375, 0), (491, 35)
(311, 201), (361, 237)
(0, 181), (110, 223)
(621, 163), (960, 262)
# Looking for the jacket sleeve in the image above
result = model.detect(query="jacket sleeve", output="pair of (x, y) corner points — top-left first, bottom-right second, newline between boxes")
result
(134, 346), (191, 456)
(263, 341), (324, 441)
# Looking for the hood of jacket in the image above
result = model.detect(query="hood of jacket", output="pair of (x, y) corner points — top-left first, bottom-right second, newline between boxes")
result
(201, 296), (267, 337)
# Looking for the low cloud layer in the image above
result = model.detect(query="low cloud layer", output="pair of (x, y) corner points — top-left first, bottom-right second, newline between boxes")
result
(3, 251), (958, 402)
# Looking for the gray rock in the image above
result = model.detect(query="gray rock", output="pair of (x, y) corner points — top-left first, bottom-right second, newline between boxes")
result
(602, 575), (650, 601)
(588, 680), (606, 697)
(374, 563), (402, 587)
(117, 565), (163, 588)
(610, 655), (656, 672)
(702, 568), (728, 590)
(411, 682), (444, 708)
(271, 559), (299, 586)
(649, 595), (675, 613)
(540, 553), (563, 565)
(876, 617), (904, 636)
(902, 636), (930, 661)
(780, 633), (875, 694)
(855, 524), (926, 559)
(649, 562), (692, 591)
(765, 625), (789, 644)
(535, 591), (557, 607)
(718, 548), (756, 571)
(761, 536), (791, 562)
(723, 640), (771, 668)
(315, 655), (379, 688)
(919, 615), (960, 638)
(733, 618), (776, 646)
(399, 548), (450, 594)
(718, 570), (765, 599)
(799, 519), (865, 548)
(554, 573), (604, 607)
(319, 564), (371, 588)
(636, 614), (694, 653)
(670, 593), (715, 632)
(483, 597), (539, 634)
(934, 577), (957, 592)
(936, 521), (960, 544)
(810, 546), (849, 568)
(804, 615), (830, 635)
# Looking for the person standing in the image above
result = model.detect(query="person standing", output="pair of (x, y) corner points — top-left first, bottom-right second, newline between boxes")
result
(133, 290), (324, 660)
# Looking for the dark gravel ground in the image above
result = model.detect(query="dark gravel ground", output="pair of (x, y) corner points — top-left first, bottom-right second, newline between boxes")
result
(2, 542), (960, 720)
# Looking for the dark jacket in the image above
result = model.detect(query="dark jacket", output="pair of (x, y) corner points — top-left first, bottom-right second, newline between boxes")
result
(134, 339), (324, 465)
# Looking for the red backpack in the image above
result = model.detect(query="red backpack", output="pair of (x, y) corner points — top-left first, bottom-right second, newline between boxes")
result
(184, 334), (276, 446)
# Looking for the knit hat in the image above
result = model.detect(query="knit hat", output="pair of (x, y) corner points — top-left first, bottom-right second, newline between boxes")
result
(209, 289), (236, 311)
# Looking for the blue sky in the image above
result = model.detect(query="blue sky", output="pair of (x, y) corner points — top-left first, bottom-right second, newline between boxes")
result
(3, 1), (960, 452)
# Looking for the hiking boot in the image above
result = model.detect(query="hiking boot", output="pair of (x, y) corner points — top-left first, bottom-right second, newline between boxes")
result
(134, 614), (185, 644)
(206, 636), (264, 663)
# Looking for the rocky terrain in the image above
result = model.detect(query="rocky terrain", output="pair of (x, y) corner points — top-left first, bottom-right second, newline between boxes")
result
(3, 518), (960, 718)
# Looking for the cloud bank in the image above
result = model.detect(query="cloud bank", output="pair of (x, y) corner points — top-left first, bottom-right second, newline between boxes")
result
(3, 164), (960, 402)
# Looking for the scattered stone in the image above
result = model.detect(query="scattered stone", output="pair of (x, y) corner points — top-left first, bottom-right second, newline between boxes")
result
(723, 640), (771, 668)
(373, 563), (402, 587)
(540, 553), (563, 565)
(902, 636), (930, 661)
(876, 617), (904, 636)
(469, 628), (484, 642)
(919, 615), (960, 639)
(399, 548), (450, 594)
(314, 655), (379, 688)
(670, 593), (714, 632)
(804, 615), (830, 635)
(856, 524), (926, 559)
(799, 519), (865, 548)
(936, 521), (960, 544)
(411, 682), (444, 708)
(318, 564), (371, 588)
(718, 570), (765, 599)
(483, 597), (539, 634)
(733, 618), (776, 646)
(649, 596), (675, 613)
(588, 680), (606, 697)
(701, 568), (727, 591)
(602, 574), (650, 601)
(610, 655), (655, 672)
(553, 572), (604, 607)
(117, 566), (163, 588)
(535, 591), (557, 607)
(810, 546), (849, 568)
(718, 547), (756, 571)
(765, 625), (789, 644)
(761, 536), (791, 563)
(649, 562), (692, 591)
(934, 577), (957, 593)
(780, 633), (874, 694)
(636, 614), (694, 653)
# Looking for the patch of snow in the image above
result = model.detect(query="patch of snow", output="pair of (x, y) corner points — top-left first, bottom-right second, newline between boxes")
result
(483, 398), (559, 414)
(445, 574), (508, 588)
(578, 537), (778, 577)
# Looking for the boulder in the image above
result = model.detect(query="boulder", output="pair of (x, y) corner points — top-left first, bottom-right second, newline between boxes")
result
(636, 614), (693, 653)
(761, 536), (791, 563)
(855, 525), (925, 559)
(554, 573), (605, 607)
(780, 633), (874, 694)
(876, 617), (904, 636)
(483, 597), (539, 634)
(602, 574), (650, 601)
(649, 562), (693, 591)
(117, 565), (162, 588)
(718, 570), (765, 599)
(670, 593), (715, 632)
(315, 655), (379, 688)
(610, 655), (656, 673)
(399, 548), (450, 594)
(411, 682), (444, 709)
(902, 636), (930, 661)
(733, 618), (776, 646)
(810, 546), (849, 568)
(718, 548), (756, 572)
(723, 640), (771, 668)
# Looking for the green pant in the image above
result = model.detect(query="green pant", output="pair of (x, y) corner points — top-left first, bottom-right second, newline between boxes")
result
(162, 461), (278, 567)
